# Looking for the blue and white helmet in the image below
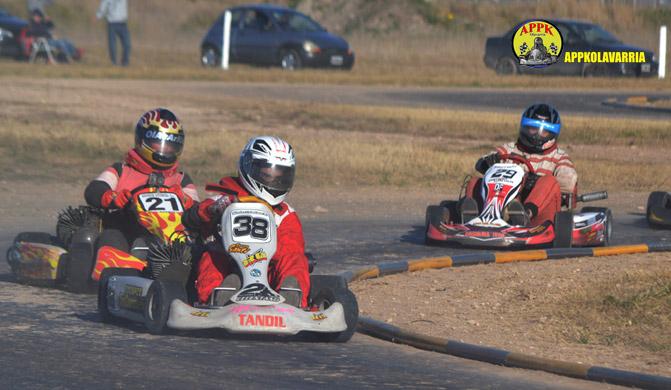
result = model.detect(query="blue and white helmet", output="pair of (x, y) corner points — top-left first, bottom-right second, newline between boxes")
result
(239, 136), (296, 206)
(518, 103), (561, 153)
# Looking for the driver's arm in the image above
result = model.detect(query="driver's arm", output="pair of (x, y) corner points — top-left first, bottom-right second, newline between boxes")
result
(84, 162), (122, 208)
(554, 156), (578, 207)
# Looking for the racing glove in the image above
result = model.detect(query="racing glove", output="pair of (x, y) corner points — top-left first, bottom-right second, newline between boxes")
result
(197, 195), (236, 224)
(100, 189), (132, 209)
(475, 153), (501, 174)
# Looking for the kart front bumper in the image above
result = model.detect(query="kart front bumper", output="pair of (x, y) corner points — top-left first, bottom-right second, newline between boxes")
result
(167, 300), (347, 335)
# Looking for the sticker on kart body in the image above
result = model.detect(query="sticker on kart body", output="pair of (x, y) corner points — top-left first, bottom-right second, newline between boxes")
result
(137, 192), (183, 212)
(236, 283), (281, 302)
(119, 285), (144, 312)
(242, 249), (268, 268)
(312, 313), (328, 321)
(228, 243), (250, 254)
(230, 209), (272, 243)
(190, 311), (210, 318)
(238, 314), (286, 328)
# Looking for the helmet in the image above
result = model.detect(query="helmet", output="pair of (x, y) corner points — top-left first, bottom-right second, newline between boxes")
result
(518, 103), (561, 153)
(134, 108), (185, 168)
(238, 136), (296, 206)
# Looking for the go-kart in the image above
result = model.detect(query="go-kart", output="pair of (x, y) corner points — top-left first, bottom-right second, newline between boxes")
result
(6, 180), (191, 293)
(646, 191), (671, 228)
(425, 153), (612, 248)
(6, 205), (101, 292)
(97, 198), (359, 342)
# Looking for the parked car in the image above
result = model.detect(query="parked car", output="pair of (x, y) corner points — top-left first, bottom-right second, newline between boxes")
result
(484, 19), (657, 77)
(0, 8), (28, 59)
(200, 4), (354, 70)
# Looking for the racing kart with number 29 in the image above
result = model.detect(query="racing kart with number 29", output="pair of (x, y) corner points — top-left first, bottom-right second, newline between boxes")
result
(97, 197), (359, 342)
(425, 153), (612, 248)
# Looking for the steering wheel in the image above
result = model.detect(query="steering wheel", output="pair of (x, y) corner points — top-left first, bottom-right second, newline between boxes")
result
(498, 153), (536, 175)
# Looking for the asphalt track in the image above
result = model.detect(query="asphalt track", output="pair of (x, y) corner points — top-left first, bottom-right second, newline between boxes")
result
(182, 81), (671, 118)
(1, 211), (666, 389)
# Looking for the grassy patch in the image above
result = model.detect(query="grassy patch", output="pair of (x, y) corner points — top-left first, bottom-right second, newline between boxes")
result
(560, 271), (671, 352)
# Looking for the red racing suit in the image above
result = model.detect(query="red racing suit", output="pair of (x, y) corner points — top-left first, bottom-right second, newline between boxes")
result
(184, 177), (310, 307)
(85, 149), (199, 206)
(467, 141), (578, 225)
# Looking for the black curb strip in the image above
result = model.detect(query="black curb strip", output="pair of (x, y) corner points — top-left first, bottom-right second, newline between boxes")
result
(601, 98), (671, 114)
(377, 261), (408, 276)
(545, 247), (594, 259)
(358, 316), (671, 390)
(647, 242), (671, 252)
(343, 243), (671, 388)
(450, 252), (496, 266)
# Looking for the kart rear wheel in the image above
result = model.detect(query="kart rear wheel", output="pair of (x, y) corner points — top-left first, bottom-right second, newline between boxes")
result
(580, 207), (613, 246)
(310, 286), (359, 343)
(65, 244), (96, 294)
(647, 191), (671, 228)
(143, 279), (187, 335)
(425, 205), (450, 245)
(98, 267), (142, 323)
(553, 211), (573, 248)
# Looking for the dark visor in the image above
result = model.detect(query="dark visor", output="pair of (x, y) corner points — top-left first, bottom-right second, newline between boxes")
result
(249, 160), (295, 192)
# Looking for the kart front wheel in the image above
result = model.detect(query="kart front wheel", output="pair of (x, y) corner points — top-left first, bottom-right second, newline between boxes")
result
(553, 211), (573, 248)
(143, 279), (187, 335)
(580, 207), (613, 246)
(311, 286), (359, 343)
(98, 267), (142, 323)
(425, 205), (450, 245)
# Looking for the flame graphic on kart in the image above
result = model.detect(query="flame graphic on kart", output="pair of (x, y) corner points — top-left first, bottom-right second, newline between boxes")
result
(12, 242), (66, 280)
(93, 187), (186, 279)
(91, 246), (147, 281)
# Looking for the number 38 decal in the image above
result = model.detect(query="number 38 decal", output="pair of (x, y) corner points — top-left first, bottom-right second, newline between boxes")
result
(232, 214), (270, 242)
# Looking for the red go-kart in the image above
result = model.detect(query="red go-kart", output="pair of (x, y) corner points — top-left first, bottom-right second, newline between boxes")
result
(425, 154), (612, 248)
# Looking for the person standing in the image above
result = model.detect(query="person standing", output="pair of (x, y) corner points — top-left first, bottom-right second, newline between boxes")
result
(96, 0), (130, 66)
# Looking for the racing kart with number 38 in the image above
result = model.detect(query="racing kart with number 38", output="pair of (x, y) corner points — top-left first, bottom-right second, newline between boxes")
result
(97, 198), (359, 342)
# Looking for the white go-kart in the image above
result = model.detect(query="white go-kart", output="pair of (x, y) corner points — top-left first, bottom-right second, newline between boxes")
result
(97, 201), (358, 342)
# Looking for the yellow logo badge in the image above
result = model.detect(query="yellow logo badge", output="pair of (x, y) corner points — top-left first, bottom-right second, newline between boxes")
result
(512, 20), (563, 68)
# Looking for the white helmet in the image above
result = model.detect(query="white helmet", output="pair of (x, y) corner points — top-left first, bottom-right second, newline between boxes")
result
(238, 136), (296, 206)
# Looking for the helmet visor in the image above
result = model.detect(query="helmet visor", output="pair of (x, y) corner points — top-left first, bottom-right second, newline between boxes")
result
(142, 128), (184, 164)
(520, 117), (560, 137)
(249, 160), (295, 193)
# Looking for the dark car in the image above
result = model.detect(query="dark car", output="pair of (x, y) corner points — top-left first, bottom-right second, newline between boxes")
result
(0, 8), (28, 59)
(200, 4), (354, 70)
(484, 19), (657, 77)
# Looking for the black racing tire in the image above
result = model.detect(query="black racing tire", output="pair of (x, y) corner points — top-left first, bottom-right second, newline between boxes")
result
(65, 241), (97, 294)
(13, 232), (55, 245)
(310, 286), (358, 343)
(646, 191), (671, 228)
(580, 207), (613, 246)
(279, 49), (302, 70)
(495, 56), (518, 75)
(425, 205), (450, 245)
(201, 45), (220, 68)
(143, 279), (187, 335)
(553, 211), (574, 248)
(98, 267), (142, 323)
(309, 275), (347, 297)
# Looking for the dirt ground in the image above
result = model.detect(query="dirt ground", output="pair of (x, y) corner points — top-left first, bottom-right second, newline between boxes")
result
(351, 253), (671, 377)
